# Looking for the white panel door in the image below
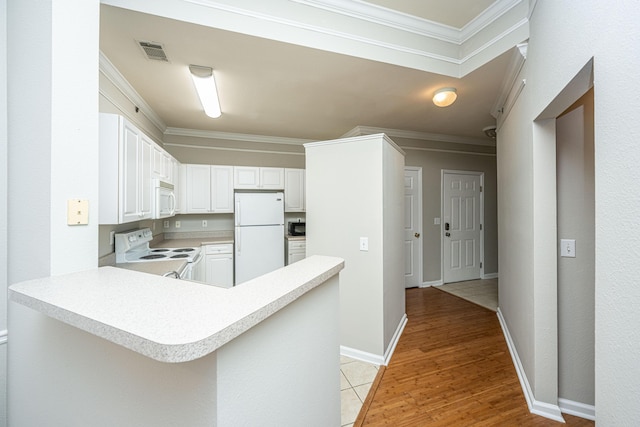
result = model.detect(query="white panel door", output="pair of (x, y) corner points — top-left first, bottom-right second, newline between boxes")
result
(404, 168), (422, 288)
(443, 172), (482, 283)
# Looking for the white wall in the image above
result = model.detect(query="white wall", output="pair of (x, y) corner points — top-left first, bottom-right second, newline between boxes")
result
(5, 2), (100, 426)
(0, 1), (8, 423)
(305, 134), (405, 362)
(498, 1), (640, 422)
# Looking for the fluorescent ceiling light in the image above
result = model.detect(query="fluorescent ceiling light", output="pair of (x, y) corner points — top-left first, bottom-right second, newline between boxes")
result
(189, 65), (221, 118)
(432, 87), (457, 107)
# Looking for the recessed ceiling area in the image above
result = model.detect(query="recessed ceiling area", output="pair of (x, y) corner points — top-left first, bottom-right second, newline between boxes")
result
(99, 2), (519, 142)
(364, 0), (497, 28)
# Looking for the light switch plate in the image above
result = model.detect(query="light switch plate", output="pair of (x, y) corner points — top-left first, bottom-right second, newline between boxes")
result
(67, 199), (89, 225)
(560, 239), (576, 258)
(359, 237), (369, 251)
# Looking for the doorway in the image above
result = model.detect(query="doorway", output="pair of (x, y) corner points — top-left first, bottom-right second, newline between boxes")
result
(442, 170), (484, 284)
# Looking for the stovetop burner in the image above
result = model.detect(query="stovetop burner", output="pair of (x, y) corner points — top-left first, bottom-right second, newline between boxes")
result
(173, 248), (195, 253)
(170, 254), (190, 259)
(151, 248), (170, 253)
(140, 254), (167, 260)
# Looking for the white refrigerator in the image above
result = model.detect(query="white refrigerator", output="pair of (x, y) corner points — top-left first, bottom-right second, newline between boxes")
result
(234, 192), (285, 284)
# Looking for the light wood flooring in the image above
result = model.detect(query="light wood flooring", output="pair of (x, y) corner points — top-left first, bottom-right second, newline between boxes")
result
(355, 287), (595, 426)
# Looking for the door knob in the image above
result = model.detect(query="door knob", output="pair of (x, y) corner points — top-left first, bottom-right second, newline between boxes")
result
(445, 232), (451, 237)
(414, 233), (420, 238)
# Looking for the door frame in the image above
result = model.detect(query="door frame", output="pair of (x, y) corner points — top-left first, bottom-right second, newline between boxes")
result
(404, 166), (423, 288)
(440, 169), (485, 283)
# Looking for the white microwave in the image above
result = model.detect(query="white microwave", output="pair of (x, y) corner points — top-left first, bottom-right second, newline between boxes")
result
(153, 179), (176, 219)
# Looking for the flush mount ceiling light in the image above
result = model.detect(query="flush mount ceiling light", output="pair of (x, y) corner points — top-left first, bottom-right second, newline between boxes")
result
(189, 65), (221, 118)
(432, 87), (457, 107)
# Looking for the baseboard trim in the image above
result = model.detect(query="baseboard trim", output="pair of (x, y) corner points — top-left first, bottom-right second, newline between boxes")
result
(340, 314), (407, 366)
(420, 279), (442, 288)
(496, 309), (565, 423)
(558, 398), (595, 421)
(482, 272), (499, 279)
(382, 314), (407, 366)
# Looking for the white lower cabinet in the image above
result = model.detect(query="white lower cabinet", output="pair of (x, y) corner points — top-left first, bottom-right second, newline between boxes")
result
(204, 244), (234, 287)
(286, 240), (306, 265)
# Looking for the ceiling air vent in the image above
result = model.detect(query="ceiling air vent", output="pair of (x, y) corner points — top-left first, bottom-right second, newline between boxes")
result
(137, 41), (169, 62)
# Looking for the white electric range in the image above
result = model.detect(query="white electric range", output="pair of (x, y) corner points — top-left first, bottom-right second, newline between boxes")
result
(114, 228), (204, 281)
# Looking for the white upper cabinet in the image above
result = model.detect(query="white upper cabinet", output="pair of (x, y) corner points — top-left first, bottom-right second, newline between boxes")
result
(234, 166), (284, 189)
(99, 113), (153, 224)
(185, 164), (234, 214)
(284, 168), (305, 212)
(152, 144), (173, 183)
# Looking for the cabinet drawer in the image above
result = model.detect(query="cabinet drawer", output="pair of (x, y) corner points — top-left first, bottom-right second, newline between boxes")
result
(205, 244), (233, 254)
(288, 241), (306, 250)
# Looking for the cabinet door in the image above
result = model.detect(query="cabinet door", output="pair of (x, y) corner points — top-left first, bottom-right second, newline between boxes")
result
(211, 165), (234, 213)
(205, 255), (234, 287)
(260, 167), (285, 189)
(186, 164), (212, 213)
(234, 166), (260, 189)
(288, 251), (306, 265)
(120, 122), (141, 223)
(174, 161), (184, 213)
(284, 168), (305, 212)
(139, 135), (153, 220)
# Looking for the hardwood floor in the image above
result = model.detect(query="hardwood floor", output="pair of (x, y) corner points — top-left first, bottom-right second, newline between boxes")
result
(356, 287), (595, 426)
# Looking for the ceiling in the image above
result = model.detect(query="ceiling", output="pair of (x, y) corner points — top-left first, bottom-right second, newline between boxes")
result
(99, 1), (522, 143)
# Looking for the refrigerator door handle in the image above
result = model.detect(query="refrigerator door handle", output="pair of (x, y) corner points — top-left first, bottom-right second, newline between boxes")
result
(235, 201), (241, 226)
(236, 228), (241, 253)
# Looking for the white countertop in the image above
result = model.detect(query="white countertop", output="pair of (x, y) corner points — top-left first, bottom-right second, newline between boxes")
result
(9, 256), (343, 364)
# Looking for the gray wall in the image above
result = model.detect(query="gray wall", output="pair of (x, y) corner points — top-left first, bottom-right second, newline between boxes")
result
(556, 89), (595, 405)
(402, 143), (498, 283)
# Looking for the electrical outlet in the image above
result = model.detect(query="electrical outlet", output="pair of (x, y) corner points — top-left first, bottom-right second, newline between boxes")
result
(175, 220), (181, 229)
(164, 220), (169, 228)
(202, 220), (208, 228)
(66, 199), (89, 225)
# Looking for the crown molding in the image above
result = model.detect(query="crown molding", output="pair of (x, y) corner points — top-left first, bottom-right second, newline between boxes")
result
(491, 41), (528, 118)
(164, 127), (313, 145)
(166, 0), (530, 76)
(163, 142), (305, 156)
(99, 51), (167, 133)
(343, 126), (495, 147)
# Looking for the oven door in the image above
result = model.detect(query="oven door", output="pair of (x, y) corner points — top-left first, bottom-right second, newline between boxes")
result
(154, 182), (176, 219)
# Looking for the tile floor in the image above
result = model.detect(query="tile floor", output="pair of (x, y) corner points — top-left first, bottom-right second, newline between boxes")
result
(436, 278), (498, 311)
(340, 355), (379, 427)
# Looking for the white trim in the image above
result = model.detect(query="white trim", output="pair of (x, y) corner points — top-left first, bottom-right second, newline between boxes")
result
(164, 127), (313, 146)
(482, 272), (499, 280)
(382, 314), (407, 366)
(343, 125), (495, 147)
(558, 398), (595, 421)
(491, 42), (527, 118)
(402, 146), (496, 157)
(340, 313), (407, 366)
(99, 52), (167, 133)
(0, 329), (7, 345)
(304, 133), (405, 156)
(421, 279), (443, 288)
(497, 309), (565, 422)
(163, 142), (304, 156)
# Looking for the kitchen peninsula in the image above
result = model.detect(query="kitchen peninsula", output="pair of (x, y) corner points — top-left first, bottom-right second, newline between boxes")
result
(8, 256), (343, 426)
